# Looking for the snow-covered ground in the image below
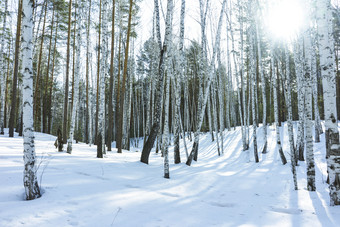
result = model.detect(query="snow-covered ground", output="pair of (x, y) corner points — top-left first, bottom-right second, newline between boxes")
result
(1, 124), (340, 227)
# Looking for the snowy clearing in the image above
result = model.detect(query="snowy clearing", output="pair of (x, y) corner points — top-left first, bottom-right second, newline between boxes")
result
(1, 124), (340, 227)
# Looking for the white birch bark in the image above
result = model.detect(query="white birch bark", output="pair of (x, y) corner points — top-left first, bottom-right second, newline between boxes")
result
(162, 0), (173, 178)
(67, 1), (83, 154)
(304, 21), (316, 191)
(271, 47), (287, 165)
(256, 22), (267, 154)
(22, 0), (41, 200)
(173, 0), (185, 164)
(294, 36), (306, 161)
(186, 0), (226, 165)
(316, 0), (340, 206)
(0, 0), (8, 135)
(285, 46), (298, 190)
(98, 0), (109, 155)
(211, 80), (221, 155)
(228, 2), (246, 148)
(250, 21), (258, 163)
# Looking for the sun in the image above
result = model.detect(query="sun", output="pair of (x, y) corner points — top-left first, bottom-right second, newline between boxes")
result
(264, 0), (306, 40)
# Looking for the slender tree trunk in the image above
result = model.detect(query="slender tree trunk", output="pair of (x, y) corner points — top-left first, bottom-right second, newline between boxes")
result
(22, 0), (41, 200)
(294, 36), (306, 162)
(256, 22), (267, 154)
(117, 0), (134, 154)
(48, 16), (58, 134)
(9, 0), (23, 137)
(316, 0), (340, 206)
(271, 47), (287, 165)
(172, 0), (185, 164)
(140, 0), (172, 164)
(67, 1), (83, 154)
(0, 0), (8, 135)
(63, 0), (73, 144)
(107, 0), (116, 151)
(44, 4), (55, 134)
(250, 21), (258, 163)
(186, 0), (226, 166)
(304, 24), (316, 191)
(285, 46), (298, 190)
(33, 0), (47, 131)
(85, 0), (92, 144)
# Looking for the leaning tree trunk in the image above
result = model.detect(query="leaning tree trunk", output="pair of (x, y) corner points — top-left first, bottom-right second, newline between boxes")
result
(140, 0), (172, 164)
(186, 0), (226, 166)
(22, 0), (41, 200)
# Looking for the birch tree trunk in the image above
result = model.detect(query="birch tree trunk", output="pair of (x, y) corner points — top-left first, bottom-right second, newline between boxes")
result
(304, 22), (316, 191)
(141, 0), (172, 164)
(63, 0), (73, 144)
(294, 36), (306, 162)
(85, 0), (92, 145)
(9, 0), (23, 137)
(256, 22), (267, 154)
(271, 48), (287, 165)
(161, 1), (174, 176)
(67, 1), (83, 154)
(0, 0), (8, 135)
(228, 2), (246, 148)
(107, 0), (115, 151)
(173, 0), (185, 164)
(22, 0), (41, 200)
(186, 0), (226, 166)
(316, 0), (340, 206)
(285, 46), (298, 190)
(250, 22), (258, 163)
(98, 0), (109, 157)
(117, 0), (133, 154)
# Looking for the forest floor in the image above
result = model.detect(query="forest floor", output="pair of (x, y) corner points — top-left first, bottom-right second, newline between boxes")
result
(1, 123), (340, 227)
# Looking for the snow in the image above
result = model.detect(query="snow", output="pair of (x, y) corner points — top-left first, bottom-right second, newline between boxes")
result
(1, 124), (340, 227)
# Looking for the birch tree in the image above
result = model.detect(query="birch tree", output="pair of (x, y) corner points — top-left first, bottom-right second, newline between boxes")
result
(294, 36), (306, 162)
(67, 0), (83, 154)
(316, 0), (340, 206)
(0, 0), (8, 135)
(63, 0), (73, 144)
(256, 21), (267, 154)
(173, 0), (186, 164)
(285, 46), (298, 190)
(304, 6), (316, 190)
(186, 0), (226, 166)
(22, 0), (41, 200)
(97, 0), (109, 157)
(271, 47), (287, 165)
